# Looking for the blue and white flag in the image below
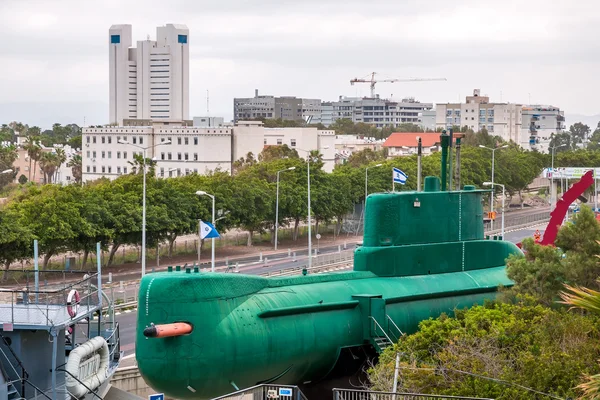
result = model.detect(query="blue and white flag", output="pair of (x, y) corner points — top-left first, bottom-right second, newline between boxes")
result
(393, 167), (408, 185)
(200, 220), (220, 239)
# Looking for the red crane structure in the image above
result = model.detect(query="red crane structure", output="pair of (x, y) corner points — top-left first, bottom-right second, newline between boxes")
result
(517, 169), (594, 248)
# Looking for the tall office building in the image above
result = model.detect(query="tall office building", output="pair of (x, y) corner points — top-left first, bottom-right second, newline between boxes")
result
(109, 24), (189, 125)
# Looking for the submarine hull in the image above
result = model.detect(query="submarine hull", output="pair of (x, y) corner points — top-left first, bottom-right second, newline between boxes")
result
(136, 260), (516, 399)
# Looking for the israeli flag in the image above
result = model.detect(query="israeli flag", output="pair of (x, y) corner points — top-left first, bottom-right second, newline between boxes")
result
(393, 167), (408, 184)
(200, 220), (220, 239)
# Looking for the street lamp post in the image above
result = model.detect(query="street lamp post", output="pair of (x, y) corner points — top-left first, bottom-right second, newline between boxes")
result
(118, 139), (171, 277)
(549, 144), (566, 209)
(196, 191), (216, 272)
(275, 167), (296, 251)
(479, 144), (508, 229)
(365, 164), (383, 201)
(297, 147), (329, 270)
(484, 182), (505, 239)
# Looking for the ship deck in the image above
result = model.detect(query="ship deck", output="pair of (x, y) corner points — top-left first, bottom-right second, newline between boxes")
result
(0, 303), (98, 329)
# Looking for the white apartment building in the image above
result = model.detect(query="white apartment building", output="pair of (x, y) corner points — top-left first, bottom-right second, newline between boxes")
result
(109, 24), (189, 125)
(521, 105), (565, 153)
(314, 96), (433, 129)
(81, 122), (335, 181)
(435, 89), (522, 144)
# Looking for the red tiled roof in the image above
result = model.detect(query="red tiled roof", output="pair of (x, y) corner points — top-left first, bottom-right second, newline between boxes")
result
(383, 132), (441, 148)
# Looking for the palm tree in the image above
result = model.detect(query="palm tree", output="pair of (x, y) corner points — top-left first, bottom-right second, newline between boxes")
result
(560, 281), (600, 398)
(38, 149), (65, 184)
(128, 153), (156, 176)
(23, 141), (40, 181)
(67, 154), (82, 184)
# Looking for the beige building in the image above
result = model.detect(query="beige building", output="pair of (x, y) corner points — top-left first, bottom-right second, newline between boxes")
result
(334, 135), (385, 164)
(13, 148), (48, 184)
(82, 121), (335, 181)
(436, 89), (522, 144)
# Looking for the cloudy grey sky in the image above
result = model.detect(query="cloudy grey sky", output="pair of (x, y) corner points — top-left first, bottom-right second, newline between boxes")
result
(1, 0), (599, 128)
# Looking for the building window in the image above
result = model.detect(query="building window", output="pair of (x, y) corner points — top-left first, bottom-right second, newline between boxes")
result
(184, 153), (189, 161)
(161, 152), (165, 160)
(101, 151), (105, 159)
(168, 137), (172, 144)
(102, 166), (106, 173)
(108, 136), (112, 144)
(117, 136), (121, 142)
(117, 166), (121, 174)
(184, 137), (189, 145)
(86, 166), (90, 173)
(92, 151), (96, 158)
(178, 152), (182, 160)
(139, 136), (143, 144)
(108, 151), (112, 159)
(124, 167), (128, 174)
(264, 138), (267, 145)
(86, 136), (90, 144)
(193, 153), (198, 161)
(194, 168), (198, 173)
(93, 136), (96, 144)
(133, 137), (137, 144)
(168, 152), (172, 160)
(291, 139), (296, 147)
(178, 34), (187, 44)
(111, 34), (120, 44)
(160, 168), (164, 177)
(108, 166), (112, 173)
(123, 151), (127, 159)
(117, 151), (121, 159)
(86, 151), (90, 158)
(194, 137), (198, 145)
(93, 166), (96, 173)
(277, 139), (282, 145)
(101, 136), (105, 144)
(177, 137), (182, 145)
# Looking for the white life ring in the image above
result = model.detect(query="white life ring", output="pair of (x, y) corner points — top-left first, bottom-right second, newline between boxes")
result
(67, 289), (80, 318)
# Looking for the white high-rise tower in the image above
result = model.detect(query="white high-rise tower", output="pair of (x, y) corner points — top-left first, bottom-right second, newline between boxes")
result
(108, 24), (189, 125)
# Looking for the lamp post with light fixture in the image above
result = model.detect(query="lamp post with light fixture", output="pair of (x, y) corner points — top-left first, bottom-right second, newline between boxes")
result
(479, 144), (508, 229)
(296, 147), (329, 270)
(483, 182), (505, 238)
(196, 190), (216, 272)
(117, 139), (171, 277)
(275, 167), (296, 250)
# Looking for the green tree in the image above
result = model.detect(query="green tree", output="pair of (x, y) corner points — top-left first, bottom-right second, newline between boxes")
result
(549, 132), (573, 152)
(10, 185), (92, 268)
(369, 301), (600, 399)
(0, 209), (33, 280)
(18, 175), (27, 184)
(570, 122), (591, 146)
(258, 144), (299, 162)
(39, 149), (66, 184)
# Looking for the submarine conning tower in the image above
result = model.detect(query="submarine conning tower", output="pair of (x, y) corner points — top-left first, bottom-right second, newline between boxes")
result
(354, 129), (516, 277)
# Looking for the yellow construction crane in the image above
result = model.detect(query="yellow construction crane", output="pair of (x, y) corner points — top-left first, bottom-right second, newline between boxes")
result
(350, 72), (447, 98)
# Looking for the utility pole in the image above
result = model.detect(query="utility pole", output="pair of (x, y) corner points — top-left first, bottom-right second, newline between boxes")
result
(416, 137), (422, 192)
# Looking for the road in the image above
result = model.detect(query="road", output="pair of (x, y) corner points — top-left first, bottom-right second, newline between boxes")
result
(115, 225), (546, 366)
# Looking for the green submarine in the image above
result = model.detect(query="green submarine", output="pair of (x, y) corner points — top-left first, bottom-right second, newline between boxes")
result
(135, 131), (521, 399)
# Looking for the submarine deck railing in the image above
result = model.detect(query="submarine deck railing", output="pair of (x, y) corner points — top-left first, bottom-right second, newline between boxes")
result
(211, 383), (308, 400)
(369, 316), (394, 346)
(387, 315), (404, 342)
(333, 388), (494, 400)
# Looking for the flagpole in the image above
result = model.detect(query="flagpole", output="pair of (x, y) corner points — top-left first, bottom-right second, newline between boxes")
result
(197, 219), (201, 265)
(392, 168), (395, 192)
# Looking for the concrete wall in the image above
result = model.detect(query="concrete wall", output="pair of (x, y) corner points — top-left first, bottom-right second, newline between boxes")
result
(111, 367), (161, 399)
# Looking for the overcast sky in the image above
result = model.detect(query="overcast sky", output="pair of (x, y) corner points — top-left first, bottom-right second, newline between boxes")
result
(1, 0), (600, 129)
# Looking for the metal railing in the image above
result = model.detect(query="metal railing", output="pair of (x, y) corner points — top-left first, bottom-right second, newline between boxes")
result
(0, 271), (100, 326)
(387, 315), (404, 342)
(333, 388), (494, 400)
(369, 316), (393, 345)
(211, 384), (308, 400)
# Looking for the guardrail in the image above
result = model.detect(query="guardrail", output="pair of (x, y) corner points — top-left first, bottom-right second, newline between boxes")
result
(333, 388), (493, 400)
